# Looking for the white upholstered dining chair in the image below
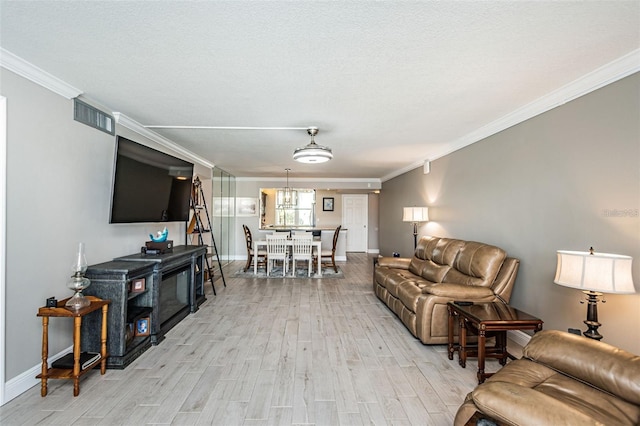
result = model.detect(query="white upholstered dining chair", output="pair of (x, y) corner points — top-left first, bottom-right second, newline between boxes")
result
(266, 234), (288, 277)
(291, 234), (314, 277)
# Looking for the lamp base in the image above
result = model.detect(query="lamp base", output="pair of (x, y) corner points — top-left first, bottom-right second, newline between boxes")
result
(582, 291), (604, 341)
(583, 320), (603, 340)
(65, 291), (91, 311)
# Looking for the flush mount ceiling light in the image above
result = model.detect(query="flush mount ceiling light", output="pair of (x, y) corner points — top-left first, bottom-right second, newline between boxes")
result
(293, 127), (333, 164)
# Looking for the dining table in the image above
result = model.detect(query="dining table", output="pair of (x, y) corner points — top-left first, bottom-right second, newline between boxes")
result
(253, 238), (323, 277)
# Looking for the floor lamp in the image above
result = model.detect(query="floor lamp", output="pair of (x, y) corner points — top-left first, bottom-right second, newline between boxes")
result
(403, 207), (429, 250)
(554, 247), (635, 340)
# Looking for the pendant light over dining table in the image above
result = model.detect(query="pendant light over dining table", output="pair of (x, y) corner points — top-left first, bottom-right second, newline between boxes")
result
(277, 168), (297, 208)
(293, 127), (333, 163)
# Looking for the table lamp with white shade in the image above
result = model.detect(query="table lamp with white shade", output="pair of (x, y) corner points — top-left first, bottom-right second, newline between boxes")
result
(554, 247), (635, 340)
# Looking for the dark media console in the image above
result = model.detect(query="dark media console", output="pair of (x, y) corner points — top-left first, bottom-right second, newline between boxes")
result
(82, 245), (206, 368)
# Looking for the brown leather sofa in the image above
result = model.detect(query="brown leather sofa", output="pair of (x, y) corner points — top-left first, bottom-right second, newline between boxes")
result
(373, 236), (519, 344)
(455, 330), (640, 425)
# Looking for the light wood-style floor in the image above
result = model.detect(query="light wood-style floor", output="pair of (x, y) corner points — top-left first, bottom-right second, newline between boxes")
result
(1, 253), (506, 425)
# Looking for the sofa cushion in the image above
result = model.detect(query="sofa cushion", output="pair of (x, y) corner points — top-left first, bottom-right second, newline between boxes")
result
(472, 380), (640, 426)
(408, 257), (451, 283)
(374, 266), (411, 288)
(444, 241), (506, 287)
(396, 282), (424, 313)
(414, 236), (438, 260)
(484, 358), (555, 387)
(408, 257), (424, 276)
(431, 238), (465, 265)
(523, 330), (640, 406)
(375, 268), (415, 298)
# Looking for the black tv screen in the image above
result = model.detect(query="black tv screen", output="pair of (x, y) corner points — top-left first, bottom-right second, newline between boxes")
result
(110, 136), (194, 223)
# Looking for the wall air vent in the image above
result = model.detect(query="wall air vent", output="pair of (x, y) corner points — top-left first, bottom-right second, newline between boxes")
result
(73, 98), (115, 135)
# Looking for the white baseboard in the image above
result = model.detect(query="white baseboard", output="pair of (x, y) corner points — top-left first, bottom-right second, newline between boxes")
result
(367, 249), (380, 254)
(507, 330), (532, 348)
(2, 345), (71, 406)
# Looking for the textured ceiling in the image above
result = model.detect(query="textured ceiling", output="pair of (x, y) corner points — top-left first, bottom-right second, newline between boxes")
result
(1, 1), (639, 179)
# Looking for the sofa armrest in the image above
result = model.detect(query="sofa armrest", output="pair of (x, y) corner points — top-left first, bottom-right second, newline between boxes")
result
(523, 330), (640, 406)
(472, 382), (599, 425)
(491, 257), (519, 302)
(422, 283), (495, 299)
(377, 256), (411, 269)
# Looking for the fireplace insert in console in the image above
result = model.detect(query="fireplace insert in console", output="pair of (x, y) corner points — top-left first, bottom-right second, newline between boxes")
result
(159, 265), (190, 327)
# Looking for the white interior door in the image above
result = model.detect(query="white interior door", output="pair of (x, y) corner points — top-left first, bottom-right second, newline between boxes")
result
(341, 194), (368, 252)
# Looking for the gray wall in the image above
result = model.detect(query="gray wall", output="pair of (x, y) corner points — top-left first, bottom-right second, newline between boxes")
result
(380, 73), (640, 354)
(2, 69), (205, 380)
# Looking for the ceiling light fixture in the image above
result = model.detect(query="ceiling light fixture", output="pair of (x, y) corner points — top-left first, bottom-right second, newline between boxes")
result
(293, 127), (333, 164)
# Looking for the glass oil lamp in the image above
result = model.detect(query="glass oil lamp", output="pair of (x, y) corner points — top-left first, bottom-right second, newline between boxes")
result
(65, 242), (91, 310)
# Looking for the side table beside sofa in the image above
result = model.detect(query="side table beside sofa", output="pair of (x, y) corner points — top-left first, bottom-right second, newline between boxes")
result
(455, 330), (640, 426)
(448, 301), (543, 384)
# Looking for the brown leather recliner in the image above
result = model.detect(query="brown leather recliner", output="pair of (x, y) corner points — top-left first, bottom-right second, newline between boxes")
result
(373, 236), (519, 344)
(455, 330), (640, 425)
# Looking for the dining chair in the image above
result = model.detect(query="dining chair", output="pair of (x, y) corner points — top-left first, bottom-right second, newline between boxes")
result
(291, 234), (314, 277)
(320, 225), (341, 273)
(266, 234), (289, 276)
(242, 224), (266, 271)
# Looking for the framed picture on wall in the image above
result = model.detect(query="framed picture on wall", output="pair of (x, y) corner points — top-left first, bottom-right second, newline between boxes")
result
(323, 197), (334, 212)
(236, 197), (258, 216)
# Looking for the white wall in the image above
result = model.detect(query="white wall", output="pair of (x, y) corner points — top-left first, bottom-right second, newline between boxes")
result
(1, 68), (208, 398)
(379, 73), (640, 354)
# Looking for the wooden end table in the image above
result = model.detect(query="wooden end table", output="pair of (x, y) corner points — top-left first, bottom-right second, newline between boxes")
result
(36, 296), (110, 397)
(447, 301), (543, 384)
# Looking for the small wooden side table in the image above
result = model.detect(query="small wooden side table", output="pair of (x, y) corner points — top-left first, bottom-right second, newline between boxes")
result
(36, 296), (110, 397)
(447, 301), (543, 384)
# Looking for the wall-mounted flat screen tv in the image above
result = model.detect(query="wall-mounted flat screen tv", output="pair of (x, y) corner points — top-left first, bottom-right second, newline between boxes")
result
(110, 136), (194, 223)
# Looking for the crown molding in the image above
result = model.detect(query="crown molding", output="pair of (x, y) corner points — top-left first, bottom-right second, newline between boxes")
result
(0, 48), (82, 99)
(382, 49), (640, 182)
(113, 113), (215, 169)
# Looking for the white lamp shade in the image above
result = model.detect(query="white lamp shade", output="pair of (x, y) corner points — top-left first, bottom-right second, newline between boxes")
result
(403, 207), (429, 222)
(554, 250), (635, 294)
